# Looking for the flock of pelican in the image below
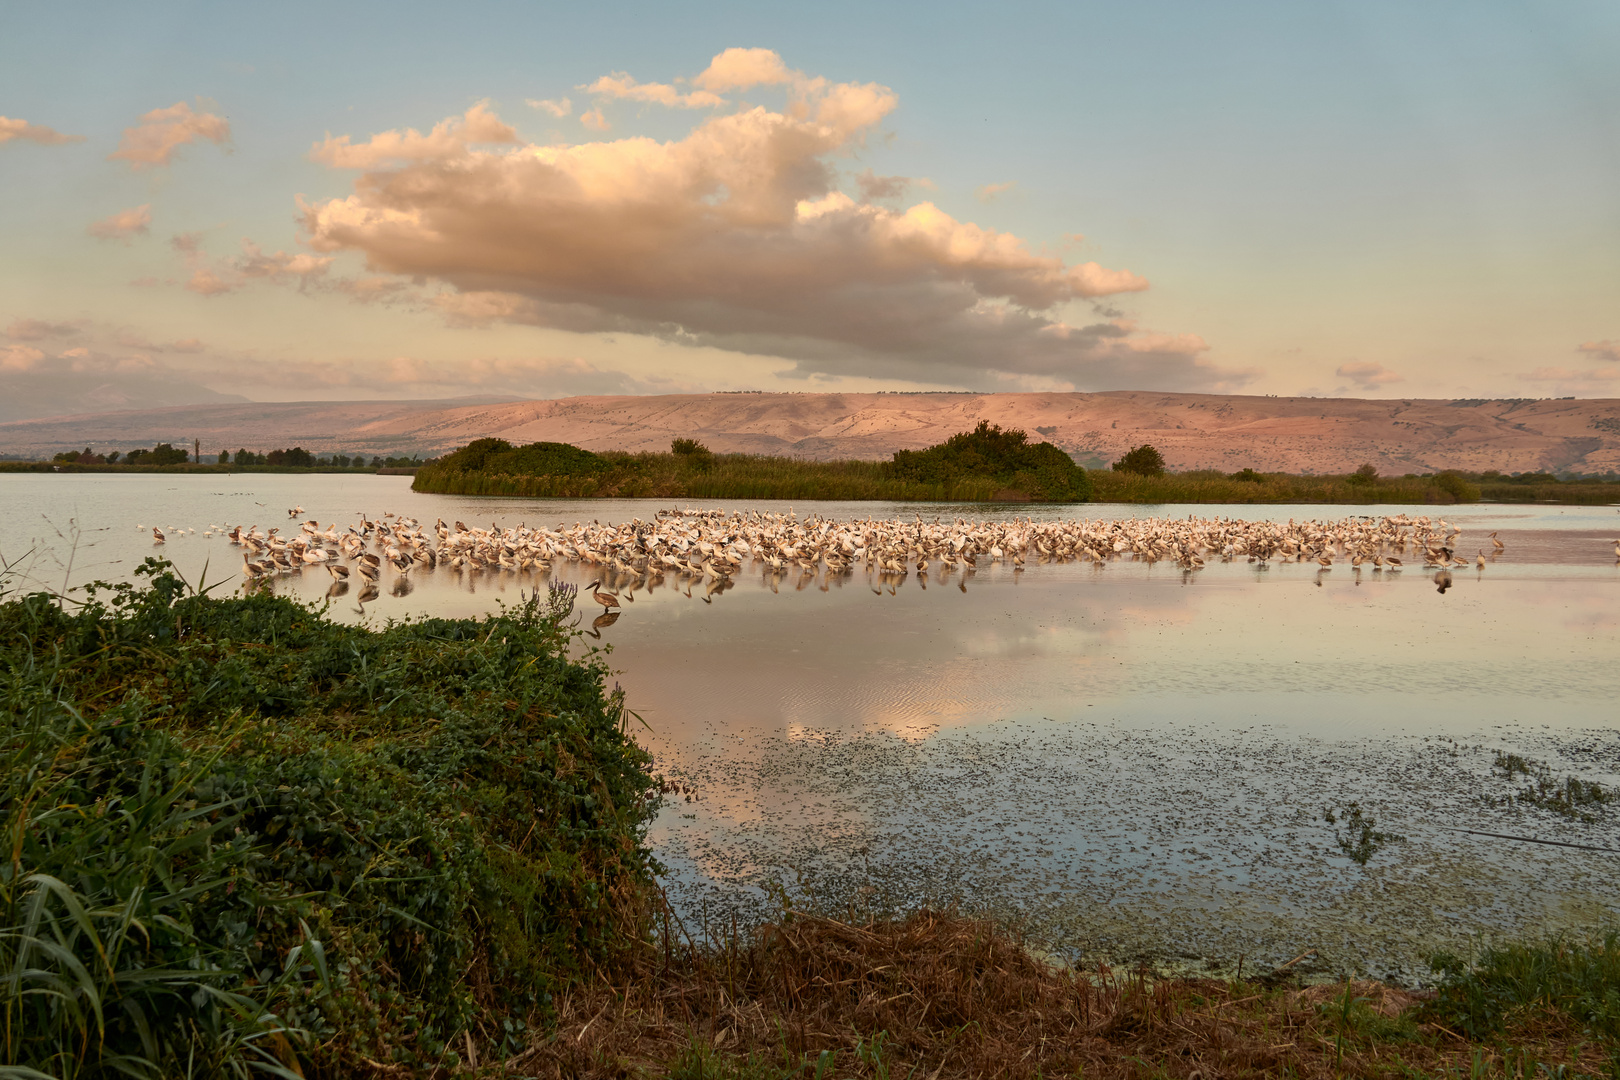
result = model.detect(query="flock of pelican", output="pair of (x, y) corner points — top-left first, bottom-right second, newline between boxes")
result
(128, 506), (1557, 612)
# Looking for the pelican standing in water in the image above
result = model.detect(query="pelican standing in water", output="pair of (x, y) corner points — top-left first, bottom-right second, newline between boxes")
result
(585, 580), (621, 611)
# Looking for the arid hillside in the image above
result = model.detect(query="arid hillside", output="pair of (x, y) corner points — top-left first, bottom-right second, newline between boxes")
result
(3, 392), (1617, 474)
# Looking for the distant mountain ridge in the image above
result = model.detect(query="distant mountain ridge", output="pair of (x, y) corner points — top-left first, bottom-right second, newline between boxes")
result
(0, 373), (247, 423)
(1, 392), (1616, 474)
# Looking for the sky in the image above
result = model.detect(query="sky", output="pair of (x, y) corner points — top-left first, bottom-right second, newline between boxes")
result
(2, 0), (1618, 414)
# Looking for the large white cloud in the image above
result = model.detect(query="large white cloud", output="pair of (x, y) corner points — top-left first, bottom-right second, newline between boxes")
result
(298, 51), (1246, 391)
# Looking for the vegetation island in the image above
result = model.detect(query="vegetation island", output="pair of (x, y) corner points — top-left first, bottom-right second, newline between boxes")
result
(414, 424), (1620, 505)
(6, 422), (1619, 502)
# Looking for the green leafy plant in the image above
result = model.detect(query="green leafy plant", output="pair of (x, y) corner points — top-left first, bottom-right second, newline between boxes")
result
(1346, 463), (1379, 486)
(1, 563), (658, 1076)
(1492, 751), (1611, 822)
(1322, 802), (1404, 865)
(1427, 934), (1620, 1041)
(1111, 444), (1166, 476)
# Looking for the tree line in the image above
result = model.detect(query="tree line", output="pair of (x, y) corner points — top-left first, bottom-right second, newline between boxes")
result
(49, 445), (425, 468)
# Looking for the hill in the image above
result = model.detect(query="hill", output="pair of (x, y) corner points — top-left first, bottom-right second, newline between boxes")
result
(1, 392), (1616, 474)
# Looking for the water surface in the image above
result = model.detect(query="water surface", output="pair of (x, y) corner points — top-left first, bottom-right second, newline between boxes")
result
(5, 473), (1617, 981)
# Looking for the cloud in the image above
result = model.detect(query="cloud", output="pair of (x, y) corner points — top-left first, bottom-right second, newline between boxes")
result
(7, 319), (80, 341)
(333, 275), (414, 304)
(114, 329), (206, 353)
(854, 168), (920, 203)
(1514, 342), (1620, 394)
(0, 116), (84, 146)
(108, 100), (230, 169)
(1521, 365), (1620, 383)
(311, 101), (517, 168)
(1336, 361), (1404, 388)
(692, 47), (795, 92)
(177, 238), (334, 296)
(527, 97), (572, 118)
(975, 181), (1017, 203)
(579, 108), (610, 131)
(87, 204), (152, 242)
(580, 73), (726, 109)
(1577, 339), (1620, 364)
(301, 53), (1239, 391)
(243, 352), (676, 398)
(1, 345), (46, 372)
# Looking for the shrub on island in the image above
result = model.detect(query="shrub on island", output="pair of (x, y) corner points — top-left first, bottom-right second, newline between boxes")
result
(889, 421), (1092, 501)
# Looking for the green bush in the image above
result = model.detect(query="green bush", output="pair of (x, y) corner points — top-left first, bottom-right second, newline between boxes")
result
(122, 443), (190, 467)
(435, 437), (608, 479)
(1, 562), (657, 1076)
(1346, 463), (1378, 487)
(889, 421), (1092, 501)
(1111, 445), (1166, 477)
(1431, 470), (1481, 503)
(671, 438), (715, 470)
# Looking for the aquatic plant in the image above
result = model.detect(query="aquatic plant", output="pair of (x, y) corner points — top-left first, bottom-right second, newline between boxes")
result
(1322, 802), (1405, 865)
(0, 558), (657, 1076)
(1492, 751), (1612, 822)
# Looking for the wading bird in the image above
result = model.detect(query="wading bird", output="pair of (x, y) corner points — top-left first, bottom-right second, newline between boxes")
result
(586, 580), (621, 611)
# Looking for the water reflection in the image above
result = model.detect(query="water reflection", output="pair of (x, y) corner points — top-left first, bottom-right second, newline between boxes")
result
(585, 610), (620, 638)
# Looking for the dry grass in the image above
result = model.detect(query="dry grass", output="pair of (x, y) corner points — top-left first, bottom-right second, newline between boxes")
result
(489, 911), (1615, 1080)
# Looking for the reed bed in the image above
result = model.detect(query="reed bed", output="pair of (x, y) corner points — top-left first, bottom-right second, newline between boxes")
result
(414, 453), (1010, 502)
(1086, 469), (1487, 505)
(1479, 481), (1620, 505)
(527, 910), (1616, 1079)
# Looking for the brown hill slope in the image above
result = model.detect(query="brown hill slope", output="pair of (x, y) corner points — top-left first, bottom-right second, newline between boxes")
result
(2, 392), (1616, 474)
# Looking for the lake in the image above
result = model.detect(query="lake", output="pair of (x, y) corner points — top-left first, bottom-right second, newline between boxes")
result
(4, 471), (1618, 982)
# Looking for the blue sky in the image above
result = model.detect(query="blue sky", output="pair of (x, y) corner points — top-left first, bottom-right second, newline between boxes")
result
(2, 0), (1617, 409)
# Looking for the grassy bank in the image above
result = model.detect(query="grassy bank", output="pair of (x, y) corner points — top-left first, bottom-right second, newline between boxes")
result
(535, 909), (1619, 1078)
(1, 563), (656, 1077)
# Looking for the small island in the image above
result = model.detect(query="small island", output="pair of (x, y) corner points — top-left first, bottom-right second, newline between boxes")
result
(412, 421), (1095, 502)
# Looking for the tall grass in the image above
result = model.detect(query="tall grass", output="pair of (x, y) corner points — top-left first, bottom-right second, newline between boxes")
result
(1087, 469), (1487, 504)
(418, 449), (1620, 505)
(0, 560), (657, 1076)
(415, 452), (1009, 502)
(1427, 934), (1620, 1041)
(1479, 481), (1620, 505)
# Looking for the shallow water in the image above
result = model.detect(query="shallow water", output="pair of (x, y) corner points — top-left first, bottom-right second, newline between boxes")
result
(5, 472), (1619, 981)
